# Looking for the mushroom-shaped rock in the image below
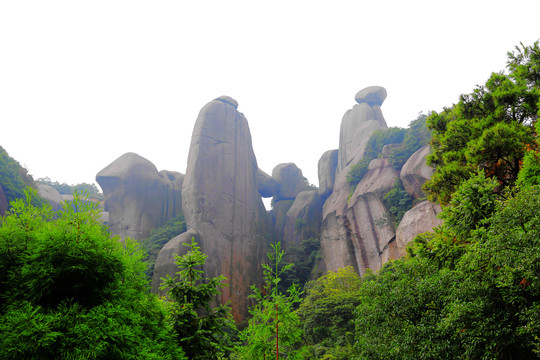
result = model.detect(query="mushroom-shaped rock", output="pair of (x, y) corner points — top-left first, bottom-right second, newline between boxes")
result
(318, 149), (338, 199)
(355, 86), (387, 106)
(395, 201), (442, 257)
(96, 152), (167, 240)
(257, 168), (278, 198)
(272, 163), (306, 201)
(0, 185), (7, 216)
(400, 145), (433, 199)
(37, 184), (64, 211)
(152, 229), (200, 294)
(181, 96), (269, 323)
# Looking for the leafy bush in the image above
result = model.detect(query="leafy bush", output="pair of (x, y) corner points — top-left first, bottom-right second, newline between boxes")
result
(0, 190), (184, 359)
(382, 178), (413, 228)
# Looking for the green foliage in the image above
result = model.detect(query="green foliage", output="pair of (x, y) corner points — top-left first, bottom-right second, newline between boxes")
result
(346, 115), (430, 188)
(0, 190), (184, 359)
(235, 242), (305, 360)
(141, 213), (186, 280)
(278, 237), (322, 294)
(297, 267), (361, 359)
(388, 114), (431, 169)
(346, 157), (371, 187)
(439, 170), (499, 240)
(425, 41), (540, 204)
(0, 146), (40, 208)
(160, 238), (235, 359)
(382, 178), (413, 228)
(354, 258), (458, 359)
(346, 127), (406, 187)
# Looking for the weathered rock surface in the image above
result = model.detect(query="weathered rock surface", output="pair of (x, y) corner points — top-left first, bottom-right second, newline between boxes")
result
(400, 145), (433, 199)
(318, 149), (338, 199)
(0, 185), (8, 216)
(355, 86), (387, 106)
(282, 190), (323, 249)
(178, 96), (269, 323)
(37, 183), (63, 211)
(257, 168), (277, 198)
(322, 158), (398, 274)
(321, 87), (393, 275)
(159, 170), (184, 221)
(152, 229), (200, 293)
(395, 201), (442, 257)
(272, 163), (306, 201)
(96, 152), (183, 240)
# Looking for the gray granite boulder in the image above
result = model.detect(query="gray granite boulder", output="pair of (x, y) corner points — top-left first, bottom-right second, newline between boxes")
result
(257, 168), (278, 198)
(355, 86), (387, 106)
(37, 184), (64, 212)
(400, 145), (433, 199)
(395, 201), (442, 257)
(282, 190), (323, 249)
(272, 163), (306, 201)
(96, 153), (182, 240)
(318, 149), (338, 199)
(152, 229), (200, 294)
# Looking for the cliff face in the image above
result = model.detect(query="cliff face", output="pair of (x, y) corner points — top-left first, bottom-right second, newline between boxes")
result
(155, 96), (270, 323)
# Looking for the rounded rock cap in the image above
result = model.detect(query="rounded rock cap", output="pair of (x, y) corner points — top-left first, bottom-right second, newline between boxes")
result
(355, 86), (387, 106)
(214, 95), (238, 109)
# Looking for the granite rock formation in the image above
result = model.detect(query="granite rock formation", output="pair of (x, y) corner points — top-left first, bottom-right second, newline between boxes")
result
(320, 86), (395, 275)
(96, 153), (183, 240)
(400, 145), (433, 199)
(152, 229), (200, 293)
(257, 168), (278, 198)
(395, 200), (442, 257)
(37, 183), (64, 211)
(169, 96), (270, 323)
(317, 149), (338, 199)
(281, 190), (323, 249)
(272, 163), (306, 201)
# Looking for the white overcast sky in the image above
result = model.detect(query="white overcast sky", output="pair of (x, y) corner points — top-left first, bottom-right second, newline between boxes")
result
(1, 1), (539, 191)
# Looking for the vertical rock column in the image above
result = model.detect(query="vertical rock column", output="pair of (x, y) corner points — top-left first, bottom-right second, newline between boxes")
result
(181, 96), (269, 323)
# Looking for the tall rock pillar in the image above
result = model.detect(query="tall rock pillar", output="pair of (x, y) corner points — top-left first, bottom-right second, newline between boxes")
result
(181, 96), (269, 323)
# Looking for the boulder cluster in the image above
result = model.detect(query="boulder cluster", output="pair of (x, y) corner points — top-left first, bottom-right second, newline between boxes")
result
(90, 88), (441, 323)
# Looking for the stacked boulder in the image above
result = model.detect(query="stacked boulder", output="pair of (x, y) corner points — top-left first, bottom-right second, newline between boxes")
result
(318, 87), (441, 275)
